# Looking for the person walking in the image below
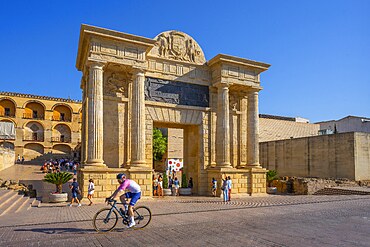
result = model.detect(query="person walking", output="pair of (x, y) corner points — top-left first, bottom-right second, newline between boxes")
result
(68, 178), (81, 207)
(211, 177), (217, 197)
(227, 176), (232, 201)
(87, 179), (95, 206)
(173, 177), (180, 196)
(21, 156), (25, 164)
(16, 154), (20, 164)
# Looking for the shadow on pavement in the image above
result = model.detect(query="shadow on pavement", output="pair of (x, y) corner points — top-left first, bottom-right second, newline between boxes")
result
(14, 227), (95, 235)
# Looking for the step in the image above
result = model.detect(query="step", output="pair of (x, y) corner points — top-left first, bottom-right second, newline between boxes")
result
(0, 189), (13, 201)
(15, 197), (34, 213)
(314, 188), (370, 195)
(2, 195), (28, 216)
(0, 191), (19, 215)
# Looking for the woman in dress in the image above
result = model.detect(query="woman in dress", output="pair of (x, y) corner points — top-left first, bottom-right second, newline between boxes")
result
(87, 179), (95, 206)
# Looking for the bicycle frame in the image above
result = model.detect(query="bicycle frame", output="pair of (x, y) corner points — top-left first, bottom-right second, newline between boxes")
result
(105, 200), (128, 223)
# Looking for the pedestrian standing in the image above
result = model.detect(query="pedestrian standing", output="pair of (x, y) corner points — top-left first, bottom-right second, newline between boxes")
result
(69, 178), (81, 207)
(21, 156), (25, 164)
(153, 176), (158, 196)
(158, 175), (163, 198)
(188, 177), (193, 188)
(87, 179), (95, 206)
(227, 176), (232, 201)
(17, 154), (20, 164)
(221, 175), (228, 202)
(211, 177), (217, 197)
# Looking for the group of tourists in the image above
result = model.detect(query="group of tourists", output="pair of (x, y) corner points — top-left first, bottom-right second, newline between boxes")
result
(40, 158), (79, 174)
(152, 174), (193, 197)
(211, 175), (232, 202)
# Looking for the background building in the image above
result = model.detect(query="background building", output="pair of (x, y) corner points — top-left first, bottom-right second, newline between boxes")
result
(0, 92), (82, 163)
(317, 116), (370, 135)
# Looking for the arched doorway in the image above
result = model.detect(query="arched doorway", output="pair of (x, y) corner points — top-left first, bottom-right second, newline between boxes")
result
(23, 143), (44, 160)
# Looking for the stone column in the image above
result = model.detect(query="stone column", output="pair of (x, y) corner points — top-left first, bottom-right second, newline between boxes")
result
(131, 68), (146, 167)
(81, 79), (87, 164)
(85, 61), (105, 167)
(247, 91), (260, 167)
(216, 83), (231, 167)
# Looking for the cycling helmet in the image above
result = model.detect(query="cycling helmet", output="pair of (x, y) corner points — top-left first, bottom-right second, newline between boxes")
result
(116, 173), (126, 180)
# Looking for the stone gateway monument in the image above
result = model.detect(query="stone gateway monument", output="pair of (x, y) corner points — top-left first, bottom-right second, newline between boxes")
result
(76, 25), (270, 198)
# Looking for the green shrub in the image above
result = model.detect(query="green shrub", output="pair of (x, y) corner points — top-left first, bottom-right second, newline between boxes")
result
(163, 172), (168, 189)
(181, 173), (188, 188)
(44, 172), (73, 193)
(266, 170), (278, 187)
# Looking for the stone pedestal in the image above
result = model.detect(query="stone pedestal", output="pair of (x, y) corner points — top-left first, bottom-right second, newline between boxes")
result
(78, 166), (152, 199)
(207, 167), (267, 197)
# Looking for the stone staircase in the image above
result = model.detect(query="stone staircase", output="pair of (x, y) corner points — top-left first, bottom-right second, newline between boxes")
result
(0, 188), (41, 216)
(314, 187), (370, 195)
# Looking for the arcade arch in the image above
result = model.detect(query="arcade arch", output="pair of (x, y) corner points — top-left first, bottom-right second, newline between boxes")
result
(24, 121), (44, 141)
(23, 101), (45, 119)
(52, 144), (72, 155)
(52, 104), (72, 122)
(0, 98), (16, 117)
(52, 124), (71, 143)
(0, 141), (14, 150)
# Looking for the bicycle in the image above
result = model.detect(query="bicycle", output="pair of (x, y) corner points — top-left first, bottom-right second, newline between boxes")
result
(93, 198), (152, 232)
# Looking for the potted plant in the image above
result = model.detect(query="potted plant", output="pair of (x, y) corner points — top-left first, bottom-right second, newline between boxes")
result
(179, 173), (192, 195)
(162, 172), (172, 196)
(266, 170), (278, 194)
(44, 172), (73, 202)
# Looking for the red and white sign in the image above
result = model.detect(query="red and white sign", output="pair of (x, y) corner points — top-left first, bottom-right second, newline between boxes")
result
(167, 158), (183, 172)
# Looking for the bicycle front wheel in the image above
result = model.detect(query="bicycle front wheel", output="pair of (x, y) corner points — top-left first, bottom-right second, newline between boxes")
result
(93, 208), (118, 232)
(133, 206), (152, 229)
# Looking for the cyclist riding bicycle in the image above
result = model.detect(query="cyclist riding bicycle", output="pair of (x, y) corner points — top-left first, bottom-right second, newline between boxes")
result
(109, 173), (141, 228)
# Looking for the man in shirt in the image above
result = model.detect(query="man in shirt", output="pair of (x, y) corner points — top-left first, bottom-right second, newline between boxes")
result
(109, 173), (141, 228)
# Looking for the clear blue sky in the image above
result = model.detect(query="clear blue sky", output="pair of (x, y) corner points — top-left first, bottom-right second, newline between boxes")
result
(0, 0), (369, 122)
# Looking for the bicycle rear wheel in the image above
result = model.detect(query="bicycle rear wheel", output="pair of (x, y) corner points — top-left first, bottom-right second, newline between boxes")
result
(93, 208), (118, 232)
(133, 206), (152, 229)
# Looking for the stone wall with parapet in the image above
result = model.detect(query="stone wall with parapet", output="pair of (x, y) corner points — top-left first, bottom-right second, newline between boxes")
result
(207, 167), (267, 197)
(0, 147), (15, 171)
(260, 132), (370, 181)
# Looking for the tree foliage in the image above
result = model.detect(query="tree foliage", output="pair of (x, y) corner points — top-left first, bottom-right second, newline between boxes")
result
(266, 170), (278, 187)
(44, 172), (73, 193)
(153, 128), (167, 161)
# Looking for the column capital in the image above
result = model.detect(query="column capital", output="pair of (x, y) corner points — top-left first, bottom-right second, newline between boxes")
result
(131, 66), (146, 75)
(214, 82), (230, 89)
(86, 60), (106, 70)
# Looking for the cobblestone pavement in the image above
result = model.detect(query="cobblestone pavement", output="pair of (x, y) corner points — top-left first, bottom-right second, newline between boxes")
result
(0, 195), (370, 247)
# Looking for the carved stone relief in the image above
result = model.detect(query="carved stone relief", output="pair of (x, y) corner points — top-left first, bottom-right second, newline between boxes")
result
(149, 31), (206, 65)
(104, 72), (130, 98)
(144, 77), (209, 107)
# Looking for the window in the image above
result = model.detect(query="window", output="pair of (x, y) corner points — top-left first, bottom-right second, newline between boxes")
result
(60, 113), (65, 121)
(33, 110), (38, 118)
(4, 108), (10, 116)
(60, 135), (65, 142)
(32, 133), (38, 141)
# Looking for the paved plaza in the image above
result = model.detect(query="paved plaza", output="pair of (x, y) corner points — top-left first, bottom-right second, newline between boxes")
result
(0, 194), (369, 246)
(1, 165), (370, 246)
